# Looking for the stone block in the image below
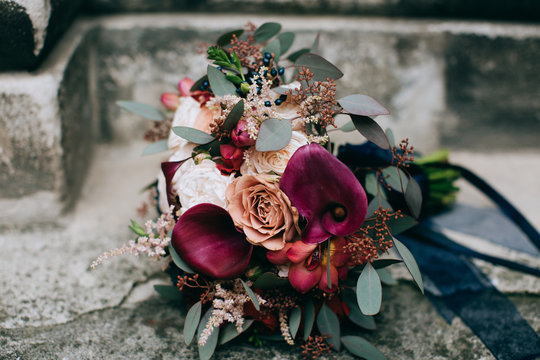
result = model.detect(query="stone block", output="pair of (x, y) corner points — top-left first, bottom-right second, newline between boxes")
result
(0, 0), (83, 71)
(0, 23), (96, 225)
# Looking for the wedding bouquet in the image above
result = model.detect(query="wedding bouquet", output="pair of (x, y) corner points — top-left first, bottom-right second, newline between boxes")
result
(92, 22), (463, 360)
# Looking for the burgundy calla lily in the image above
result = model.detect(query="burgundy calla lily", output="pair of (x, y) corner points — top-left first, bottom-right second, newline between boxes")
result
(280, 143), (368, 244)
(161, 160), (185, 208)
(171, 203), (253, 279)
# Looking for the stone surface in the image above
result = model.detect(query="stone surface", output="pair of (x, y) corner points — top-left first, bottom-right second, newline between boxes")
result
(82, 0), (540, 22)
(0, 0), (83, 71)
(0, 140), (538, 359)
(0, 22), (96, 225)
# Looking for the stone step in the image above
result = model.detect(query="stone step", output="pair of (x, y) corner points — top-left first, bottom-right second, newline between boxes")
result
(0, 140), (538, 359)
(1, 14), (540, 225)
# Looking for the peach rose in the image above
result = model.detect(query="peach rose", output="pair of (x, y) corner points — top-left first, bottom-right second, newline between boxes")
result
(226, 174), (298, 251)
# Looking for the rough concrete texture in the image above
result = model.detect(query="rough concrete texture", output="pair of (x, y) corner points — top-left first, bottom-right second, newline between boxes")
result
(0, 140), (538, 359)
(0, 0), (83, 71)
(82, 0), (540, 22)
(0, 22), (96, 225)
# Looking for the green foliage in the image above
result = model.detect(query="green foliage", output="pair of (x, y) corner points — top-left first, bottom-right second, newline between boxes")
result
(128, 219), (147, 237)
(254, 22), (282, 43)
(405, 176), (423, 218)
(263, 38), (281, 63)
(255, 118), (292, 152)
(289, 307), (302, 339)
(253, 272), (289, 289)
(168, 244), (195, 274)
(222, 100), (244, 132)
(172, 126), (215, 145)
(190, 75), (208, 92)
(153, 285), (183, 301)
(356, 262), (382, 315)
(241, 279), (260, 311)
(287, 48), (309, 62)
(217, 29), (244, 47)
(116, 101), (165, 121)
(184, 301), (202, 345)
(377, 267), (398, 285)
(342, 292), (376, 330)
(207, 65), (237, 97)
(366, 196), (393, 217)
(338, 94), (389, 117)
(303, 298), (315, 341)
(382, 166), (408, 192)
(142, 139), (169, 156)
(277, 32), (295, 54)
(198, 307), (220, 360)
(393, 238), (424, 293)
(295, 53), (344, 81)
(350, 114), (390, 150)
(338, 120), (356, 132)
(341, 336), (387, 360)
(317, 303), (341, 351)
(219, 320), (254, 345)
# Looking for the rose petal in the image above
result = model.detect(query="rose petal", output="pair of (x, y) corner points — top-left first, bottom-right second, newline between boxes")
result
(280, 143), (368, 244)
(288, 262), (322, 294)
(178, 77), (195, 97)
(171, 203), (253, 278)
(161, 93), (180, 111)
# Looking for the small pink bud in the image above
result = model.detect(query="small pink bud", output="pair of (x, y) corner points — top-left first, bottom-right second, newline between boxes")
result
(160, 93), (180, 111)
(232, 120), (256, 147)
(178, 77), (195, 97)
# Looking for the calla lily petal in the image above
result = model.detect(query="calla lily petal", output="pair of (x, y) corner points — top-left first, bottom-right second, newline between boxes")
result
(280, 144), (368, 244)
(288, 262), (322, 294)
(267, 243), (293, 265)
(286, 241), (317, 264)
(161, 161), (185, 208)
(171, 203), (253, 279)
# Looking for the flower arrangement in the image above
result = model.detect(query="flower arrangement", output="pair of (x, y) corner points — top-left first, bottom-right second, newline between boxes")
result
(93, 22), (461, 360)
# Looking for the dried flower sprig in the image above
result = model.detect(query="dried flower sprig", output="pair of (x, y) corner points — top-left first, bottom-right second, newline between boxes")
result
(301, 335), (333, 360)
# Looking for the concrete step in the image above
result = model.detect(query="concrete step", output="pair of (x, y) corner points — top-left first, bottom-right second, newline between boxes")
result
(1, 14), (540, 226)
(0, 140), (538, 359)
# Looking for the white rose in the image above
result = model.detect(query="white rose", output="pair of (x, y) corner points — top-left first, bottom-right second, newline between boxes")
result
(172, 158), (234, 213)
(241, 130), (309, 175)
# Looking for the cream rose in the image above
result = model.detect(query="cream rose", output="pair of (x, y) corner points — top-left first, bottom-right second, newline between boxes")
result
(226, 174), (298, 251)
(171, 158), (234, 213)
(241, 130), (309, 175)
(168, 96), (215, 159)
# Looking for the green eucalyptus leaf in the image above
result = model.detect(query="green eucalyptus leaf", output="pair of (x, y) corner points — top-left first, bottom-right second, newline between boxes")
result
(263, 39), (281, 63)
(317, 303), (341, 351)
(223, 100), (244, 132)
(172, 126), (215, 145)
(365, 173), (379, 197)
(350, 114), (390, 150)
(303, 298), (315, 341)
(142, 139), (169, 156)
(217, 29), (244, 46)
(385, 128), (395, 147)
(289, 307), (302, 339)
(198, 307), (220, 360)
(254, 22), (282, 43)
(342, 292), (376, 330)
(184, 301), (202, 345)
(341, 336), (387, 360)
(207, 65), (236, 96)
(371, 250), (403, 269)
(405, 176), (423, 218)
(168, 245), (195, 274)
(219, 319), (254, 345)
(311, 32), (320, 53)
(277, 32), (295, 54)
(255, 118), (292, 152)
(338, 120), (356, 132)
(295, 53), (344, 81)
(253, 272), (289, 289)
(366, 196), (393, 217)
(386, 215), (418, 235)
(339, 94), (390, 117)
(382, 166), (409, 192)
(356, 262), (382, 316)
(393, 238), (424, 293)
(287, 48), (309, 62)
(116, 101), (165, 121)
(241, 279), (260, 311)
(153, 285), (183, 301)
(377, 267), (398, 285)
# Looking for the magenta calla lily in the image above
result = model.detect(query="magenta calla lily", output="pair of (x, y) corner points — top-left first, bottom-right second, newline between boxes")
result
(171, 203), (253, 279)
(161, 161), (185, 208)
(280, 143), (368, 244)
